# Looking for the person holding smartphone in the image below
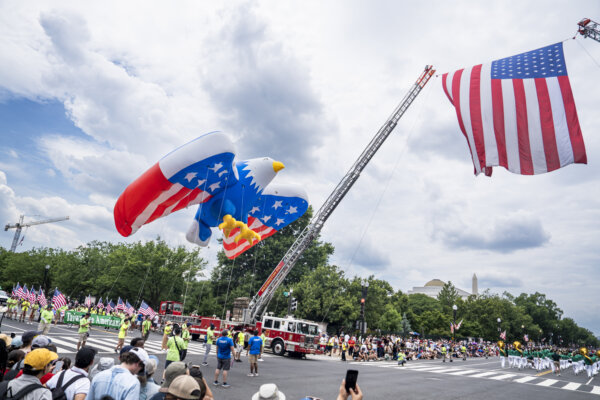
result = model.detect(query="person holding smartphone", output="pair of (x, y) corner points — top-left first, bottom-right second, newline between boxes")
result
(336, 378), (362, 400)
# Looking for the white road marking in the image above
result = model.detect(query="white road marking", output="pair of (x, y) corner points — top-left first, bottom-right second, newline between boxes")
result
(445, 369), (478, 375)
(561, 382), (580, 391)
(536, 379), (558, 387)
(490, 374), (516, 380)
(514, 376), (537, 383)
(470, 371), (497, 378)
(591, 386), (600, 395)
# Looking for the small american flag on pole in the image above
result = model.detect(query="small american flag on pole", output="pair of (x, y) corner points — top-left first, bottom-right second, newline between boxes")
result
(500, 330), (507, 340)
(455, 319), (463, 331)
(21, 285), (29, 300)
(524, 334), (529, 342)
(125, 301), (135, 315)
(84, 295), (92, 308)
(442, 42), (586, 176)
(52, 288), (67, 310)
(28, 288), (37, 303)
(116, 297), (126, 311)
(450, 322), (454, 334)
(106, 300), (115, 313)
(37, 289), (47, 307)
(97, 297), (104, 309)
(138, 301), (157, 319)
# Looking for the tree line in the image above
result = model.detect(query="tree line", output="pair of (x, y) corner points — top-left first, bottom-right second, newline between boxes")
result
(0, 207), (597, 347)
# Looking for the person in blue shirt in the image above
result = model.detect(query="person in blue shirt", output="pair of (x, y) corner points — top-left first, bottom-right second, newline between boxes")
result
(247, 330), (263, 377)
(213, 329), (235, 388)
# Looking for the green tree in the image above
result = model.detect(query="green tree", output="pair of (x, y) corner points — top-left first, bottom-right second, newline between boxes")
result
(400, 312), (412, 337)
(378, 304), (402, 333)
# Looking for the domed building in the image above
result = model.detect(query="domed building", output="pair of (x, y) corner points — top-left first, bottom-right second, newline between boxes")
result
(406, 274), (477, 299)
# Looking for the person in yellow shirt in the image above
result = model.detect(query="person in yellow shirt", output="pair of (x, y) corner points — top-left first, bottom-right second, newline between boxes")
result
(29, 302), (39, 323)
(180, 322), (191, 361)
(161, 321), (173, 351)
(20, 299), (31, 323)
(115, 316), (132, 353)
(77, 312), (91, 350)
(142, 315), (152, 341)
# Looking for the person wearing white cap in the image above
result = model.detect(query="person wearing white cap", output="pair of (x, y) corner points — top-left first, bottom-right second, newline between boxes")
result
(88, 347), (150, 400)
(252, 383), (286, 400)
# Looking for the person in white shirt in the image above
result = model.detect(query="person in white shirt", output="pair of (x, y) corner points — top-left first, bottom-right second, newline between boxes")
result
(46, 347), (97, 400)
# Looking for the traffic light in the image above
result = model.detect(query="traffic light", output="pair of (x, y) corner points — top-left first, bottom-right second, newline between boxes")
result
(360, 298), (365, 304)
(290, 298), (298, 311)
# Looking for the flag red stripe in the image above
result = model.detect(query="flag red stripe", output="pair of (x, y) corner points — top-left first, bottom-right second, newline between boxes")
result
(512, 80), (534, 175)
(534, 78), (561, 172)
(469, 65), (486, 171)
(491, 79), (508, 168)
(114, 163), (171, 236)
(146, 186), (191, 224)
(441, 73), (453, 104)
(452, 69), (478, 174)
(557, 76), (587, 164)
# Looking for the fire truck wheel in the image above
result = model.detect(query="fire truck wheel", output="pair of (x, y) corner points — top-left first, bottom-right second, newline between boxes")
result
(272, 339), (286, 356)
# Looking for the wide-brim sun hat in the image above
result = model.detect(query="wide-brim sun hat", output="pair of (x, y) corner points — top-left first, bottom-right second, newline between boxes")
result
(252, 383), (286, 400)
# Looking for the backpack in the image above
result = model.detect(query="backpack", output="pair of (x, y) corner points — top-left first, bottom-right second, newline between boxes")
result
(50, 370), (86, 400)
(0, 381), (44, 400)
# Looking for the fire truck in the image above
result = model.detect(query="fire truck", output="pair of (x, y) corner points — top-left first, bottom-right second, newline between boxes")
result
(158, 66), (435, 356)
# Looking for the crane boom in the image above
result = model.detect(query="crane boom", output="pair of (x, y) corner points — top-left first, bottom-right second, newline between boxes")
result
(578, 18), (600, 43)
(4, 215), (70, 252)
(243, 65), (436, 324)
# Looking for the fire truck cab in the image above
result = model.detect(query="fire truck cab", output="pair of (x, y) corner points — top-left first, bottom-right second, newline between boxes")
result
(261, 315), (320, 356)
(159, 301), (183, 316)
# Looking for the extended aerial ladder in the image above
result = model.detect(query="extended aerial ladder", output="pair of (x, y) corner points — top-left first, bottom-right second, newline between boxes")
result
(242, 65), (436, 324)
(4, 215), (70, 252)
(578, 18), (600, 43)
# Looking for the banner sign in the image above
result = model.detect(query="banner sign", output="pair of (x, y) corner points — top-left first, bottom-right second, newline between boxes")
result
(63, 311), (121, 329)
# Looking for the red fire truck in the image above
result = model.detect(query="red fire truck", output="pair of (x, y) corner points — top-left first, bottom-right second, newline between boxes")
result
(157, 66), (435, 357)
(159, 301), (184, 316)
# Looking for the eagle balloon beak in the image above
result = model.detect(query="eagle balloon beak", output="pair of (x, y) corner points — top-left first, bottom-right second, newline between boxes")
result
(272, 161), (285, 173)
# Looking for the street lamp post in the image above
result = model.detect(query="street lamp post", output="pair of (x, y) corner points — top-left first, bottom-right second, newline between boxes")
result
(497, 317), (501, 337)
(43, 265), (50, 294)
(451, 304), (457, 362)
(360, 281), (369, 335)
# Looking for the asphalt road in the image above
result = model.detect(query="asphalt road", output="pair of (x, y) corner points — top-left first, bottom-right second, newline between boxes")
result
(1, 318), (599, 399)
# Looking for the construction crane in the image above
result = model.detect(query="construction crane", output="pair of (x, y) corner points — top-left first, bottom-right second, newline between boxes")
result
(242, 65), (436, 324)
(578, 18), (600, 43)
(4, 215), (70, 252)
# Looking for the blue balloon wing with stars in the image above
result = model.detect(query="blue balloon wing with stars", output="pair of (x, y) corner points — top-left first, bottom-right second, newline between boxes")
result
(222, 183), (309, 258)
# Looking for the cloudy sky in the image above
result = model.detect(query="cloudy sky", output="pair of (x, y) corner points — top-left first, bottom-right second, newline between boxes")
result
(1, 1), (599, 334)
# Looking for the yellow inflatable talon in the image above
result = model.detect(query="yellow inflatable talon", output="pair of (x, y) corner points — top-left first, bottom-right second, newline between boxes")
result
(220, 214), (262, 244)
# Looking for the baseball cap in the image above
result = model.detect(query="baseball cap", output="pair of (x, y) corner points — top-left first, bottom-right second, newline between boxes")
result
(11, 336), (23, 348)
(75, 346), (97, 368)
(0, 334), (12, 347)
(22, 331), (41, 343)
(120, 345), (134, 355)
(129, 347), (150, 371)
(32, 335), (52, 349)
(24, 348), (58, 371)
(252, 383), (286, 400)
(168, 375), (201, 400)
(162, 361), (187, 388)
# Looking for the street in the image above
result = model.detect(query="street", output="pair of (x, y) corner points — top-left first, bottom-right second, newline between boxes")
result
(1, 319), (598, 399)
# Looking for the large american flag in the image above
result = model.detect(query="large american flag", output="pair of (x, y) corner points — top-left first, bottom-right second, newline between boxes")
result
(138, 301), (157, 319)
(442, 42), (586, 176)
(113, 132), (236, 238)
(37, 289), (47, 307)
(52, 288), (67, 309)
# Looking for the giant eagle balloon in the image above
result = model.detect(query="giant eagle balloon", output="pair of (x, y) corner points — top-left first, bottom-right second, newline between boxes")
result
(114, 131), (309, 259)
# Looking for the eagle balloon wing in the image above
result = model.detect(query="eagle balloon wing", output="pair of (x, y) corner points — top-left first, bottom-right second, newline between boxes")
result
(114, 131), (239, 237)
(222, 183), (309, 259)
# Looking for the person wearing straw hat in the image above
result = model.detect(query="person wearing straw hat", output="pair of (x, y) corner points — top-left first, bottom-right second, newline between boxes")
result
(252, 383), (286, 400)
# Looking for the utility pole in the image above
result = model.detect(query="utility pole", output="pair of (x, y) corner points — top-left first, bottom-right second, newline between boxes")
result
(4, 215), (70, 252)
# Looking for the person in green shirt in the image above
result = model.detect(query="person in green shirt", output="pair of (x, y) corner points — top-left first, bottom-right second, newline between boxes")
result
(165, 326), (185, 370)
(115, 316), (132, 353)
(202, 324), (216, 366)
(78, 312), (91, 350)
(38, 305), (54, 335)
(180, 322), (191, 361)
(142, 315), (152, 341)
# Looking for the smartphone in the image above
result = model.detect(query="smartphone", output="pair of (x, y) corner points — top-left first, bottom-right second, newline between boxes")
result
(345, 369), (358, 393)
(52, 361), (64, 374)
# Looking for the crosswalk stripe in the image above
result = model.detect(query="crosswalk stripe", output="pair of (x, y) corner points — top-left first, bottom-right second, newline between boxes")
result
(590, 386), (600, 395)
(83, 337), (120, 353)
(445, 369), (478, 375)
(562, 382), (580, 391)
(470, 371), (497, 378)
(514, 376), (537, 383)
(490, 374), (515, 380)
(537, 379), (558, 387)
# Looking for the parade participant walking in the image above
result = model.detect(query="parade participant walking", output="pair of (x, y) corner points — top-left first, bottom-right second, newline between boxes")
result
(498, 341), (508, 368)
(20, 298), (31, 323)
(180, 323), (191, 361)
(461, 344), (467, 361)
(29, 302), (39, 323)
(38, 305), (54, 335)
(441, 344), (447, 362)
(202, 324), (215, 366)
(213, 329), (235, 388)
(259, 331), (267, 362)
(161, 321), (172, 352)
(115, 316), (132, 353)
(247, 330), (263, 377)
(341, 340), (347, 361)
(142, 316), (152, 341)
(77, 313), (91, 351)
(234, 329), (244, 362)
(165, 326), (185, 370)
